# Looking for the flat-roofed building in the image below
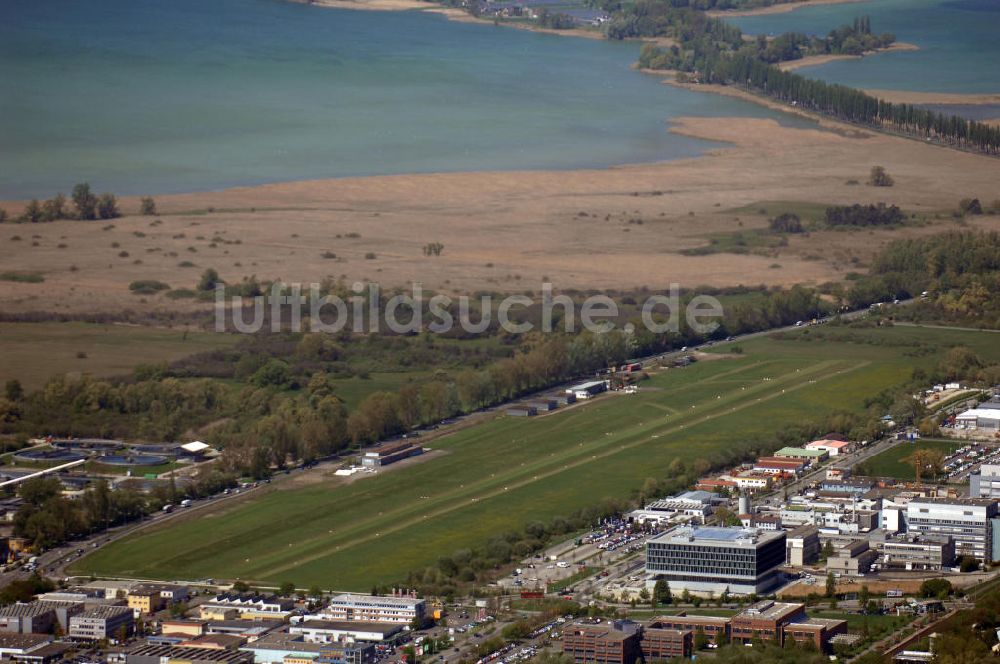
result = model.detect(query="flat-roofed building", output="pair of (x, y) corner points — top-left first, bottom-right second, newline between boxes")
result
(0, 634), (53, 659)
(323, 595), (424, 625)
(826, 540), (877, 576)
(359, 441), (423, 470)
(206, 620), (283, 642)
(127, 589), (167, 615)
(565, 381), (608, 400)
(955, 408), (1000, 431)
(645, 526), (786, 596)
(562, 622), (640, 664)
(805, 439), (853, 456)
(127, 645), (254, 664)
(971, 465), (1000, 500)
(729, 601), (806, 645)
(638, 627), (691, 660)
(647, 615), (728, 644)
(906, 498), (999, 562)
(0, 601), (82, 634)
(773, 447), (827, 463)
(200, 594), (294, 621)
(69, 605), (135, 641)
(162, 619), (209, 638)
(289, 620), (403, 644)
(315, 642), (375, 664)
(782, 618), (848, 652)
(878, 536), (955, 571)
(785, 525), (821, 567)
(753, 458), (807, 475)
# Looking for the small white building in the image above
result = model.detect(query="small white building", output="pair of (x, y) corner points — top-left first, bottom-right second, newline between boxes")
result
(565, 380), (608, 400)
(955, 408), (1000, 431)
(805, 439), (853, 456)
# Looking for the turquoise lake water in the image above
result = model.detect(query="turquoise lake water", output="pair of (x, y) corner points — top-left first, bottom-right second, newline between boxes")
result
(728, 0), (1000, 94)
(0, 0), (806, 199)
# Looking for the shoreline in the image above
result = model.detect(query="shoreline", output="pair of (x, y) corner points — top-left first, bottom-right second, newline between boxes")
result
(862, 89), (1000, 106)
(706, 0), (870, 18)
(777, 42), (919, 72)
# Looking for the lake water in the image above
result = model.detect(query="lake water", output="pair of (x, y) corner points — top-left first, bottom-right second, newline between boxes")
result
(0, 0), (806, 199)
(728, 0), (1000, 94)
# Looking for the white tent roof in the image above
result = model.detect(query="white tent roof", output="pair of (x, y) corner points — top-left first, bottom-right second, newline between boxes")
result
(181, 441), (211, 453)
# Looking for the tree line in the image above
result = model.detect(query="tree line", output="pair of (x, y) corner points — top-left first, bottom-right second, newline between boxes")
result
(628, 4), (1000, 155)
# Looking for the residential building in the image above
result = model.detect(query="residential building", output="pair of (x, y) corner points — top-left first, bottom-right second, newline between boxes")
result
(878, 535), (955, 571)
(645, 526), (786, 596)
(322, 595), (424, 626)
(826, 540), (877, 576)
(69, 605), (135, 641)
(562, 622), (641, 664)
(126, 645), (254, 664)
(785, 525), (821, 566)
(906, 498), (999, 562)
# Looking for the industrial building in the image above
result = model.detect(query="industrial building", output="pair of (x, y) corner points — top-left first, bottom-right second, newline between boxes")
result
(644, 526), (786, 596)
(970, 465), (1000, 500)
(826, 540), (878, 576)
(359, 441), (423, 469)
(954, 407), (1000, 432)
(565, 381), (608, 400)
(627, 491), (718, 525)
(906, 498), (999, 562)
(877, 535), (955, 571)
(199, 594), (295, 621)
(289, 620), (403, 644)
(773, 447), (827, 463)
(322, 595), (425, 625)
(126, 645), (254, 664)
(69, 605), (135, 641)
(0, 601), (82, 634)
(804, 439), (853, 456)
(785, 525), (821, 566)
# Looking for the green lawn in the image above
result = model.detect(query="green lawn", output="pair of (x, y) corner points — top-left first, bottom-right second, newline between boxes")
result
(72, 325), (1000, 590)
(0, 322), (240, 391)
(861, 439), (962, 481)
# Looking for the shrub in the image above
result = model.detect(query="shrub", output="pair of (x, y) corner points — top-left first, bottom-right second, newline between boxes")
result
(321, 251), (337, 259)
(364, 252), (376, 260)
(140, 196), (157, 216)
(128, 280), (171, 295)
(0, 272), (44, 283)
(919, 578), (951, 599)
(959, 198), (983, 215)
(97, 193), (120, 219)
(769, 212), (803, 233)
(166, 288), (197, 300)
(869, 165), (894, 187)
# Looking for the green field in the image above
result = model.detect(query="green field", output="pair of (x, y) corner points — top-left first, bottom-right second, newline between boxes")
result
(0, 322), (240, 391)
(71, 325), (1000, 590)
(861, 439), (962, 480)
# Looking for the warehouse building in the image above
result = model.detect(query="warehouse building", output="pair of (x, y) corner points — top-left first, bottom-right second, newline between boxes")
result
(644, 526), (786, 596)
(0, 601), (82, 634)
(289, 620), (403, 644)
(804, 439), (853, 456)
(565, 381), (608, 400)
(773, 447), (828, 463)
(359, 441), (423, 469)
(127, 645), (254, 664)
(955, 408), (1000, 432)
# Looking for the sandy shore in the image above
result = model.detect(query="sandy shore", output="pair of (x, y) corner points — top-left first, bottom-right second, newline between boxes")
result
(778, 42), (918, 72)
(3, 111), (1000, 315)
(706, 0), (870, 18)
(293, 0), (428, 11)
(862, 89), (1000, 106)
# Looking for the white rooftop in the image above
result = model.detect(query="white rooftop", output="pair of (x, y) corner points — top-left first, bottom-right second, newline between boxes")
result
(956, 408), (1000, 420)
(181, 441), (211, 453)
